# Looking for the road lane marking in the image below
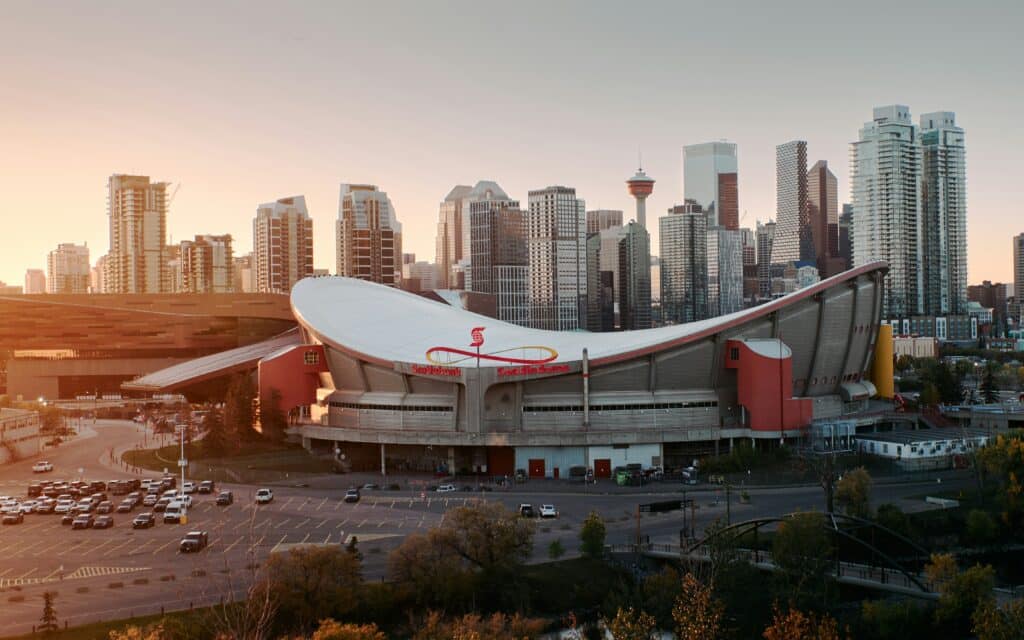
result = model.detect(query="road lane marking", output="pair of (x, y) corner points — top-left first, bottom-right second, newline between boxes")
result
(359, 518), (367, 528)
(275, 518), (291, 530)
(222, 536), (243, 555)
(316, 497), (328, 511)
(322, 533), (331, 544)
(152, 539), (175, 555)
(102, 539), (134, 557)
(315, 518), (328, 529)
(300, 533), (309, 543)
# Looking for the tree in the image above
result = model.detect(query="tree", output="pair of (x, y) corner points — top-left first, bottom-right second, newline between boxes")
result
(579, 511), (606, 558)
(919, 382), (941, 408)
(835, 467), (872, 518)
(223, 373), (256, 444)
(412, 612), (545, 640)
(980, 362), (999, 404)
(772, 512), (835, 609)
(976, 431), (1024, 530)
(964, 509), (999, 546)
(311, 619), (387, 640)
(672, 573), (724, 640)
(762, 606), (842, 640)
(607, 607), (656, 640)
(859, 599), (931, 640)
(973, 599), (1024, 640)
(38, 406), (64, 435)
(640, 566), (682, 629)
(548, 538), (565, 560)
(388, 531), (471, 610)
(436, 502), (535, 572)
(260, 388), (288, 441)
(107, 625), (167, 640)
(874, 503), (911, 538)
(926, 554), (996, 635)
(262, 545), (363, 634)
(39, 591), (58, 633)
(201, 408), (228, 457)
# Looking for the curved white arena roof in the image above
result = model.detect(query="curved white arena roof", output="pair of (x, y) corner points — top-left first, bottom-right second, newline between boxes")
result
(291, 262), (886, 369)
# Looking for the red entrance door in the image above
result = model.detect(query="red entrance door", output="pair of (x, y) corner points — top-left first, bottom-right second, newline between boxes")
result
(528, 459), (546, 478)
(594, 459), (612, 478)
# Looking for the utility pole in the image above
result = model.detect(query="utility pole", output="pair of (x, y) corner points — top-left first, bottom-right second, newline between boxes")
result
(725, 483), (732, 525)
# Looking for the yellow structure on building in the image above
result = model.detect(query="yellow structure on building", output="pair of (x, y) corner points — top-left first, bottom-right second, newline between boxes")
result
(871, 324), (895, 399)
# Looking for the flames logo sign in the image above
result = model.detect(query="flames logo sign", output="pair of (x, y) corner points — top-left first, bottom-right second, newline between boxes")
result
(425, 326), (559, 367)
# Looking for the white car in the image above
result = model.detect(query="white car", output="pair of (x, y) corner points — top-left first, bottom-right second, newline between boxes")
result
(255, 489), (273, 504)
(20, 501), (39, 514)
(1, 501), (21, 514)
(32, 461), (53, 473)
(436, 484), (457, 493)
(54, 500), (75, 514)
(539, 504), (558, 518)
(174, 493), (193, 508)
(182, 481), (196, 494)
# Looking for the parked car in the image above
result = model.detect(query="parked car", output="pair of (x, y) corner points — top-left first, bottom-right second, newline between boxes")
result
(197, 480), (215, 494)
(116, 499), (135, 513)
(215, 491), (233, 506)
(27, 483), (43, 497)
(71, 514), (94, 529)
(360, 483), (379, 491)
(93, 515), (114, 529)
(142, 494), (158, 507)
(182, 481), (196, 495)
(344, 488), (360, 503)
(255, 489), (273, 504)
(163, 501), (186, 524)
(127, 492), (143, 506)
(2, 512), (24, 525)
(96, 501), (114, 514)
(518, 503), (536, 518)
(540, 504), (558, 518)
(61, 513), (76, 526)
(132, 513), (156, 529)
(32, 461), (53, 473)
(179, 530), (209, 553)
(153, 498), (171, 513)
(436, 484), (457, 493)
(35, 499), (56, 514)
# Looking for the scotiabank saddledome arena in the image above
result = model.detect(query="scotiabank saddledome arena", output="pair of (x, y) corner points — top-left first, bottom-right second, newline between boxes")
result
(282, 262), (888, 477)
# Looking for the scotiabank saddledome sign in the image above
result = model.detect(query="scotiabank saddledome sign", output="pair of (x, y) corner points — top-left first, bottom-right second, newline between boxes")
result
(415, 327), (571, 378)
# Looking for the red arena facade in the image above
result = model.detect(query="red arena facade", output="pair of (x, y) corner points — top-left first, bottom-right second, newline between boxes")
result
(272, 262), (889, 477)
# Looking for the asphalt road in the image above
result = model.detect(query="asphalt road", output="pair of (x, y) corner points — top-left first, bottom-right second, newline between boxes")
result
(0, 420), (970, 636)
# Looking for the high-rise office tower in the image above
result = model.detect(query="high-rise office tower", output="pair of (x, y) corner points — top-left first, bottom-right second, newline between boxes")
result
(233, 253), (254, 293)
(90, 255), (107, 294)
(920, 111), (968, 315)
(23, 269), (46, 295)
(585, 233), (615, 332)
(106, 174), (168, 294)
(807, 160), (844, 277)
(253, 195), (314, 294)
(756, 221), (776, 299)
(435, 181), (510, 289)
(1014, 233), (1024, 323)
(527, 186), (586, 331)
(586, 209), (623, 235)
(683, 142), (739, 230)
(626, 168), (655, 229)
(337, 184), (401, 287)
(851, 105), (923, 319)
(707, 227), (744, 317)
(838, 204), (853, 271)
(773, 141), (811, 265)
(618, 221), (652, 330)
(659, 202), (708, 324)
(46, 243), (90, 294)
(180, 234), (234, 293)
(740, 228), (758, 301)
(435, 185), (471, 289)
(470, 197), (530, 326)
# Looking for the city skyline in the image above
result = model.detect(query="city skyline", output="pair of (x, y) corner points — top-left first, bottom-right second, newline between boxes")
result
(2, 2), (1022, 287)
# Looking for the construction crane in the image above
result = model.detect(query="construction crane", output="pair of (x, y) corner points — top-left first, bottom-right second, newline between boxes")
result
(167, 183), (181, 208)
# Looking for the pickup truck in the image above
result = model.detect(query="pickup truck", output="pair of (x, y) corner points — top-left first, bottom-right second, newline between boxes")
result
(32, 461), (53, 473)
(179, 531), (209, 553)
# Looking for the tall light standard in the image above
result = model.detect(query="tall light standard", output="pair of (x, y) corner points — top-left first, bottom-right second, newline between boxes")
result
(176, 424), (188, 495)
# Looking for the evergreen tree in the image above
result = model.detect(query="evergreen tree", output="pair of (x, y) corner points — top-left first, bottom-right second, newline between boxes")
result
(39, 591), (58, 633)
(980, 362), (999, 404)
(223, 374), (256, 445)
(261, 388), (288, 441)
(202, 408), (228, 457)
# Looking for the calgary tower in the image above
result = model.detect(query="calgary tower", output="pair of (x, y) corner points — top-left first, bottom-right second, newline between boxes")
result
(626, 165), (655, 229)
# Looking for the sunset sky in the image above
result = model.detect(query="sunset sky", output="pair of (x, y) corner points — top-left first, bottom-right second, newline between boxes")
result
(2, 1), (1022, 287)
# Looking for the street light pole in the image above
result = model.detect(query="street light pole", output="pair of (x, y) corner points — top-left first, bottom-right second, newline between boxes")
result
(177, 425), (187, 495)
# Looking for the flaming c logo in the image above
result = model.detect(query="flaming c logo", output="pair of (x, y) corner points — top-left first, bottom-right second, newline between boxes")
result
(425, 326), (559, 366)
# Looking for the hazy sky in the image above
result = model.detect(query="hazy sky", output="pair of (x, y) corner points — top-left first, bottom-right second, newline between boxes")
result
(2, 1), (1022, 287)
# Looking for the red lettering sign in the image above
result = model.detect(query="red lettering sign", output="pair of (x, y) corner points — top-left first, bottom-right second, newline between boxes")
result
(410, 364), (461, 377)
